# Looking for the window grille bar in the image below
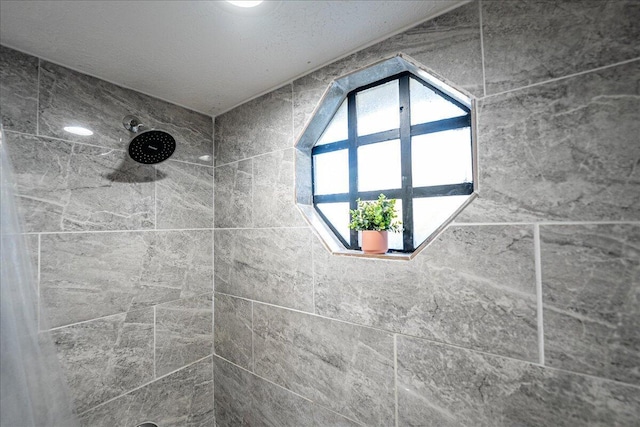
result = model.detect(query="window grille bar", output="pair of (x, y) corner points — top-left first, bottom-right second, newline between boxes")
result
(398, 74), (414, 252)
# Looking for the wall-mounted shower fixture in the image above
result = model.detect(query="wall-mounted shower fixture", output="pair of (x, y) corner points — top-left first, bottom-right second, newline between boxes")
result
(123, 115), (176, 165)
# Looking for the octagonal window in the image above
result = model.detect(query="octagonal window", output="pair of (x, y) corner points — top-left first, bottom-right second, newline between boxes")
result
(295, 55), (477, 259)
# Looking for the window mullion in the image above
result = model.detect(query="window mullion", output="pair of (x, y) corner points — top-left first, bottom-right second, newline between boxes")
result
(347, 92), (358, 249)
(399, 74), (413, 252)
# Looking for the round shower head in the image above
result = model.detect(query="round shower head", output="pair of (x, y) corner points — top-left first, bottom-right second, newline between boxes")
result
(128, 130), (176, 164)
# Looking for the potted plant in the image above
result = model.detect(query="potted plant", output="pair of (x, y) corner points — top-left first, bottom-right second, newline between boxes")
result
(349, 194), (402, 254)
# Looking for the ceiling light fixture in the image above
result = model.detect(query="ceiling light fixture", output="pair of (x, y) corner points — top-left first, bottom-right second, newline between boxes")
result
(63, 126), (93, 136)
(226, 1), (263, 8)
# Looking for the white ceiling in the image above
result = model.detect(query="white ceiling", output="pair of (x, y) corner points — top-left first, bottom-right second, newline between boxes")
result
(0, 0), (466, 116)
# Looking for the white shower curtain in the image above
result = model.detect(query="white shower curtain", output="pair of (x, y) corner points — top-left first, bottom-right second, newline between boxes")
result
(0, 126), (79, 427)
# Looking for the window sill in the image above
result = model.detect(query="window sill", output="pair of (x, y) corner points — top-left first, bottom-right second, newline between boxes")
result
(297, 203), (417, 261)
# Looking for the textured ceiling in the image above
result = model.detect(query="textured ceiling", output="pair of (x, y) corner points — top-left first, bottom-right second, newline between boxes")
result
(0, 0), (466, 116)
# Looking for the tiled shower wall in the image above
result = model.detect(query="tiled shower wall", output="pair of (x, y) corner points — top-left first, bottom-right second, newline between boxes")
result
(213, 1), (640, 426)
(0, 45), (215, 425)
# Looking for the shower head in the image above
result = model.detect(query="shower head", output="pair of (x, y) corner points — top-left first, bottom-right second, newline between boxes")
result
(123, 116), (176, 164)
(128, 130), (176, 164)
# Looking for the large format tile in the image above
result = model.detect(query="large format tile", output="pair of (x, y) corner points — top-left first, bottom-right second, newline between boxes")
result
(214, 159), (252, 228)
(292, 1), (483, 138)
(460, 61), (640, 223)
(541, 224), (640, 386)
(482, 0), (640, 94)
(214, 293), (252, 370)
(38, 61), (212, 165)
(0, 45), (38, 133)
(80, 356), (214, 427)
(51, 308), (154, 414)
(156, 294), (213, 377)
(214, 228), (313, 311)
(315, 225), (538, 361)
(253, 149), (305, 227)
(156, 160), (213, 229)
(40, 230), (213, 328)
(253, 304), (395, 426)
(4, 132), (155, 232)
(214, 85), (293, 166)
(397, 335), (640, 427)
(214, 356), (360, 427)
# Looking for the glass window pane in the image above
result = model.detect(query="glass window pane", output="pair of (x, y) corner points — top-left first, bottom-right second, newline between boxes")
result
(413, 195), (469, 245)
(316, 99), (348, 145)
(356, 80), (399, 136)
(313, 150), (349, 195)
(357, 139), (401, 192)
(411, 127), (472, 187)
(317, 202), (350, 242)
(357, 200), (403, 250)
(410, 77), (467, 125)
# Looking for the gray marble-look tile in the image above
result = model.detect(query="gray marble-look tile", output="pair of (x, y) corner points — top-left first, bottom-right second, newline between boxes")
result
(253, 149), (306, 227)
(482, 0), (640, 94)
(214, 355), (360, 427)
(156, 294), (213, 377)
(292, 1), (483, 139)
(253, 303), (395, 426)
(38, 61), (213, 165)
(214, 158), (252, 228)
(51, 308), (154, 414)
(370, 0), (483, 96)
(541, 224), (640, 386)
(80, 356), (214, 427)
(214, 228), (313, 312)
(397, 335), (640, 427)
(459, 60), (640, 223)
(0, 45), (38, 133)
(156, 159), (213, 229)
(214, 85), (292, 166)
(4, 132), (156, 232)
(40, 230), (212, 328)
(214, 293), (252, 370)
(315, 225), (538, 361)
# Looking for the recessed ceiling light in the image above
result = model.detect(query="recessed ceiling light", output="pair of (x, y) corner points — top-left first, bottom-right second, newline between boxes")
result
(63, 126), (93, 136)
(227, 1), (263, 8)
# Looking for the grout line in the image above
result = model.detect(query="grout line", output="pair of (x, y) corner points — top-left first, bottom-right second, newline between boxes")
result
(250, 158), (255, 228)
(36, 59), (40, 136)
(213, 354), (366, 426)
(482, 57), (640, 99)
(478, 0), (487, 98)
(534, 224), (545, 366)
(22, 227), (216, 236)
(77, 354), (214, 417)
(311, 233), (316, 314)
(394, 334), (399, 427)
(37, 233), (41, 330)
(153, 306), (157, 378)
(17, 221), (617, 236)
(214, 225), (311, 231)
(251, 301), (255, 372)
(214, 146), (294, 169)
(452, 220), (640, 227)
(42, 290), (214, 332)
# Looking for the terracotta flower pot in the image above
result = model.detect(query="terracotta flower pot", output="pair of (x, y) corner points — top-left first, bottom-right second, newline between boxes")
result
(361, 230), (388, 254)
